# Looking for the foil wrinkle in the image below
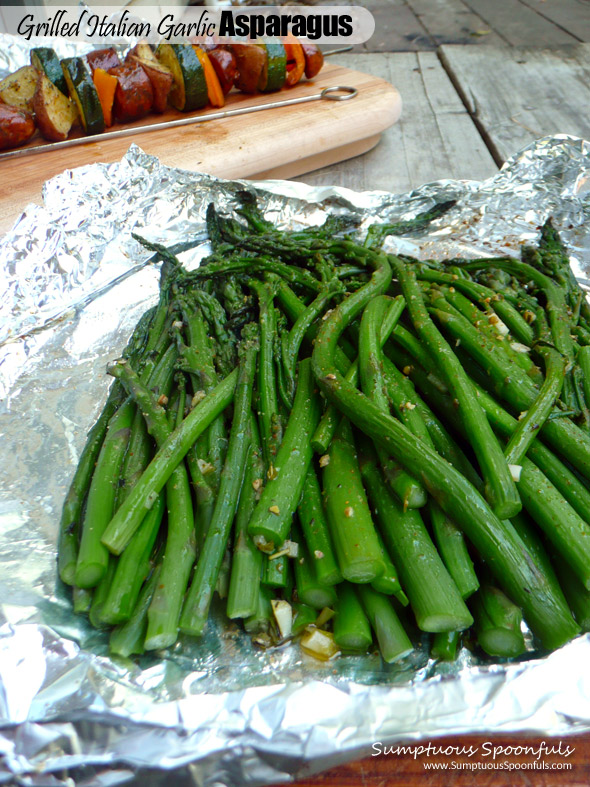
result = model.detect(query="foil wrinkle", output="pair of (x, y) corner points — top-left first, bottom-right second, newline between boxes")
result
(2, 135), (590, 785)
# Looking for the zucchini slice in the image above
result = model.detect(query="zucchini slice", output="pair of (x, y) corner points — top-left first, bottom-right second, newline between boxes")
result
(155, 43), (207, 112)
(61, 57), (105, 135)
(31, 47), (68, 96)
(258, 39), (287, 93)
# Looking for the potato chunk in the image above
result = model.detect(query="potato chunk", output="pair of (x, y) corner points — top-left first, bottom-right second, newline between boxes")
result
(33, 72), (78, 142)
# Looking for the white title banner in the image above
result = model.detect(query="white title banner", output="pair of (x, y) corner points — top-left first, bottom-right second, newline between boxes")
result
(1, 5), (375, 45)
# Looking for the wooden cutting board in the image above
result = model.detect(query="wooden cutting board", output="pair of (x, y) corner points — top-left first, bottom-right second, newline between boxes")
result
(0, 62), (401, 235)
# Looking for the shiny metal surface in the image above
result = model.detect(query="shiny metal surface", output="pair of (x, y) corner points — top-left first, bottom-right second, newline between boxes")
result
(2, 135), (590, 785)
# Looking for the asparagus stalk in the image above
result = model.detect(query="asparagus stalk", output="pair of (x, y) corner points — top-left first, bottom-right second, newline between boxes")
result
(553, 554), (590, 632)
(58, 384), (125, 585)
(244, 584), (273, 635)
(416, 267), (534, 345)
(456, 257), (577, 410)
(312, 294), (406, 457)
(360, 450), (472, 632)
(370, 524), (408, 604)
(333, 583), (373, 652)
(429, 504), (479, 600)
(263, 551), (290, 589)
(391, 256), (520, 519)
(109, 566), (161, 658)
(292, 603), (318, 636)
(431, 631), (461, 661)
(179, 295), (227, 492)
(281, 278), (342, 404)
(471, 584), (526, 659)
(503, 346), (566, 465)
(391, 341), (590, 522)
(89, 557), (118, 628)
(357, 585), (413, 663)
(293, 527), (338, 610)
(100, 493), (164, 625)
(179, 328), (258, 636)
(297, 465), (342, 587)
(322, 419), (386, 583)
(359, 295), (426, 509)
(102, 361), (198, 648)
(101, 367), (238, 554)
(145, 381), (197, 649)
(74, 399), (134, 588)
(427, 303), (590, 481)
(72, 586), (93, 614)
(247, 358), (321, 550)
(311, 247), (578, 650)
(249, 279), (283, 464)
(226, 425), (264, 620)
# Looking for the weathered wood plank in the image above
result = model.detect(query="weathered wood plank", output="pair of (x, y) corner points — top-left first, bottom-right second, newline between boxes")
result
(518, 0), (590, 43)
(460, 0), (579, 45)
(355, 0), (434, 52)
(285, 733), (590, 787)
(440, 43), (590, 163)
(405, 0), (505, 47)
(297, 52), (497, 194)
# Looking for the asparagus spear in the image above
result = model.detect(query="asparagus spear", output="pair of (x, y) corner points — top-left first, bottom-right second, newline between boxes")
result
(312, 294), (406, 456)
(357, 585), (413, 663)
(322, 419), (386, 584)
(431, 631), (461, 661)
(101, 367), (238, 554)
(471, 584), (526, 659)
(391, 256), (520, 519)
(74, 399), (134, 588)
(293, 523), (338, 610)
(145, 379), (196, 649)
(360, 449), (472, 632)
(297, 465), (342, 587)
(359, 295), (426, 509)
(249, 278), (283, 464)
(456, 257), (578, 410)
(389, 341), (590, 522)
(429, 504), (479, 600)
(311, 245), (578, 650)
(428, 282), (590, 479)
(416, 267), (534, 345)
(109, 566), (161, 658)
(179, 327), (259, 636)
(247, 358), (321, 551)
(58, 383), (126, 585)
(333, 583), (372, 652)
(100, 494), (164, 625)
(226, 421), (264, 620)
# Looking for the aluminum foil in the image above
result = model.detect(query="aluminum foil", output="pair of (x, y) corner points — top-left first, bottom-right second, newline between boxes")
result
(2, 135), (590, 787)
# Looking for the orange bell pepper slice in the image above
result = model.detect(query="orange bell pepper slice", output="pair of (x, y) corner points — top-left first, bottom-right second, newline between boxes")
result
(282, 34), (305, 87)
(193, 46), (225, 108)
(92, 67), (118, 127)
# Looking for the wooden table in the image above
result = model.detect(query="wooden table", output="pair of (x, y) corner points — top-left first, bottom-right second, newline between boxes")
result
(287, 40), (590, 787)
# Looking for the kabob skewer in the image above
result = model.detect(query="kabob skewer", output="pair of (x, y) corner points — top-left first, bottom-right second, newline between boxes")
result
(0, 38), (334, 152)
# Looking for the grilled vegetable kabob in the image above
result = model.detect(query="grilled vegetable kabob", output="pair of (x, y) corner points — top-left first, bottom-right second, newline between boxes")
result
(0, 38), (324, 150)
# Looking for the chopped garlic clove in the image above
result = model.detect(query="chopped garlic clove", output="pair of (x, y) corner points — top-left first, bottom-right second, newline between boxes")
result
(300, 628), (340, 661)
(271, 599), (293, 638)
(510, 342), (531, 353)
(509, 464), (522, 482)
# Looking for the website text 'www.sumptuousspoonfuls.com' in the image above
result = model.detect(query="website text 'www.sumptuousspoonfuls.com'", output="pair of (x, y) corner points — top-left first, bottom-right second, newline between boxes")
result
(372, 740), (574, 772)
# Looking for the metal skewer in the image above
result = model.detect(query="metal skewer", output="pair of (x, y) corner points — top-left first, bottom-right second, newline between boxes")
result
(323, 45), (354, 56)
(0, 85), (358, 162)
